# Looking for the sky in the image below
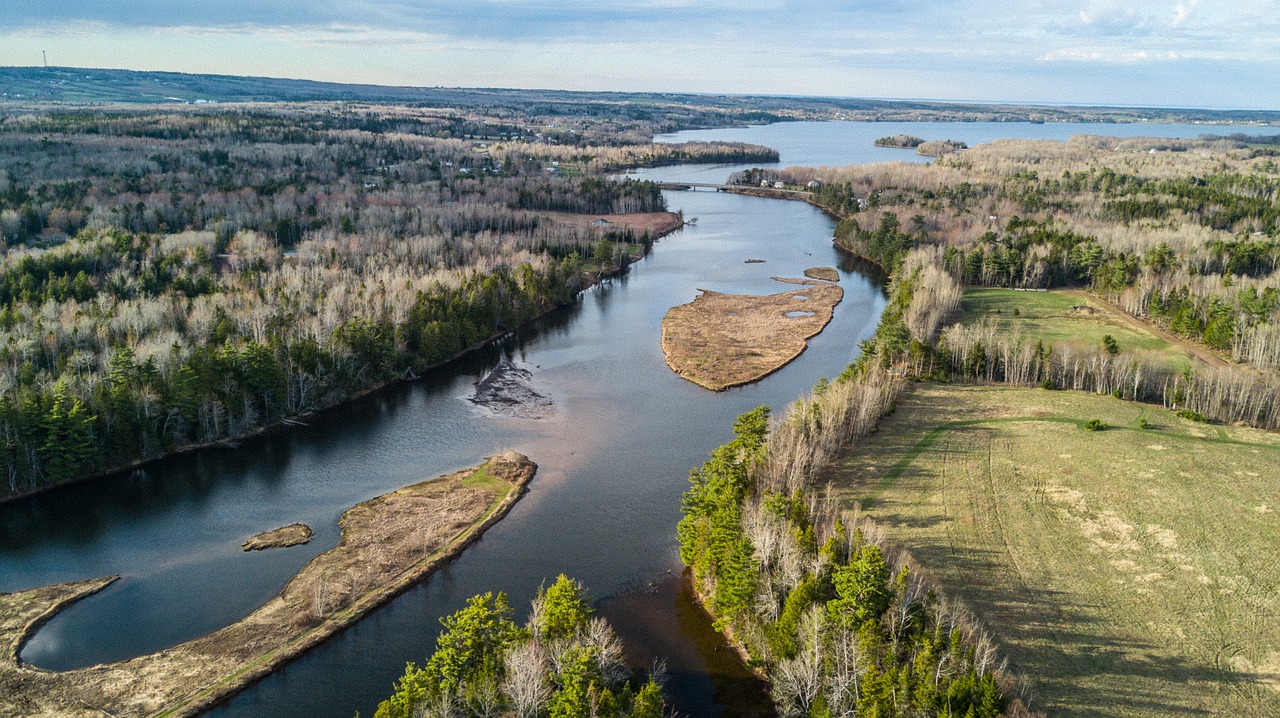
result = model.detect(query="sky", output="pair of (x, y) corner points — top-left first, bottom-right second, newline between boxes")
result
(3, 1), (1279, 110)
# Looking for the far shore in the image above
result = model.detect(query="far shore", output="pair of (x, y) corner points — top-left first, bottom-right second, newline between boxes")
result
(0, 452), (536, 718)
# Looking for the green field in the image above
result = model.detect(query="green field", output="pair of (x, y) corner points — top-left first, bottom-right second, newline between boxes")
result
(959, 288), (1191, 371)
(830, 384), (1280, 717)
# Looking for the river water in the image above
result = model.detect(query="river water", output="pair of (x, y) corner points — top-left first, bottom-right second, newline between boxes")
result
(4, 119), (1274, 717)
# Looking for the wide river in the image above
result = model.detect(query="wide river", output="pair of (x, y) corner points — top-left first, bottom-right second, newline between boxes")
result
(3, 120), (1274, 717)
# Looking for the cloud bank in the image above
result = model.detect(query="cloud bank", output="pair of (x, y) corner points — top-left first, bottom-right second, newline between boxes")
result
(3, 0), (1278, 108)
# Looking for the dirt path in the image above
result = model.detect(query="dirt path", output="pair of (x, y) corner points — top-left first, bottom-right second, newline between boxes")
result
(1065, 289), (1232, 369)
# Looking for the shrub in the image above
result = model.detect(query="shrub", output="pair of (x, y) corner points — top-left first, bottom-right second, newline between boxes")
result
(1177, 409), (1209, 423)
(1082, 419), (1107, 431)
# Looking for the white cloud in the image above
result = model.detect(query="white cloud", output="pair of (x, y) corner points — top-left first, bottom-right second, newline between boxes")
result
(2, 1), (1279, 108)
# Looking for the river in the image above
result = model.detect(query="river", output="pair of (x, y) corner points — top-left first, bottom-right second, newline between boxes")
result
(4, 119), (1274, 717)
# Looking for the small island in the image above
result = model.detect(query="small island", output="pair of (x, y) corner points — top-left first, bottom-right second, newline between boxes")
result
(242, 523), (314, 551)
(0, 452), (536, 718)
(661, 275), (844, 391)
(874, 135), (968, 156)
(803, 266), (840, 282)
(874, 134), (926, 148)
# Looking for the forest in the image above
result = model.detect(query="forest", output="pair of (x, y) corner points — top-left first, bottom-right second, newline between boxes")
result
(0, 103), (781, 496)
(376, 576), (666, 718)
(740, 136), (1280, 428)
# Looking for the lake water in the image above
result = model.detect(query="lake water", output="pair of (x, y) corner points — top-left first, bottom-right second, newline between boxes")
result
(628, 119), (1279, 184)
(5, 118), (1268, 717)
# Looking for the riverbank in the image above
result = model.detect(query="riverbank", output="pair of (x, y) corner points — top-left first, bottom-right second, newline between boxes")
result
(0, 211), (682, 507)
(0, 452), (536, 718)
(661, 276), (843, 391)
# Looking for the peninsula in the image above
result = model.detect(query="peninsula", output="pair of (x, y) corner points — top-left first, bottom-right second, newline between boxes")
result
(0, 452), (536, 718)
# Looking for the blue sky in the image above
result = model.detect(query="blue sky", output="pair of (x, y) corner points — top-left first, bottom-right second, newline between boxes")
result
(3, 1), (1278, 109)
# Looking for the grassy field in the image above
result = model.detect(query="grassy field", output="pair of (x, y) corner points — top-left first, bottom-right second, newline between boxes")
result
(829, 384), (1280, 717)
(959, 288), (1192, 371)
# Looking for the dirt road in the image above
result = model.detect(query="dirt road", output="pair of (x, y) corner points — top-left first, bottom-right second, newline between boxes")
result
(1066, 289), (1232, 369)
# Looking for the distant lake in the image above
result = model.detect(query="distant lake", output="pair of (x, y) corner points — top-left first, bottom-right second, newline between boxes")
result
(628, 119), (1280, 184)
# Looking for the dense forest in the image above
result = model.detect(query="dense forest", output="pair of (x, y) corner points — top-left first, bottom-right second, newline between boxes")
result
(0, 104), (782, 496)
(375, 576), (666, 718)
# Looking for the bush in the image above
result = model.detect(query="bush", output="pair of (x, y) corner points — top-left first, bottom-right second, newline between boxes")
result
(1137, 417), (1151, 429)
(1176, 409), (1209, 423)
(1040, 377), (1059, 390)
(1082, 419), (1107, 431)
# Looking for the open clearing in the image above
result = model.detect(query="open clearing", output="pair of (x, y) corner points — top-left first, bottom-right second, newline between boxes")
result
(661, 278), (843, 391)
(527, 210), (684, 238)
(959, 288), (1193, 371)
(0, 452), (535, 718)
(829, 384), (1280, 717)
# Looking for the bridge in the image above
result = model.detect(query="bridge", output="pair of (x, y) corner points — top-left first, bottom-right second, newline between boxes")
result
(655, 182), (814, 197)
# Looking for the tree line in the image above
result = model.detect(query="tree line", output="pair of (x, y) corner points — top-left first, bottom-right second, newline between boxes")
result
(677, 373), (1024, 717)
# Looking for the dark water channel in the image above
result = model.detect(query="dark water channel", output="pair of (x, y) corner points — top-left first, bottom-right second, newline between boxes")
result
(7, 119), (1272, 717)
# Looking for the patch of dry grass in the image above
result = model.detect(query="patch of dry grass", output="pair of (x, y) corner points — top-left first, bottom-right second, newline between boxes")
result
(803, 266), (840, 282)
(0, 452), (536, 718)
(661, 279), (844, 391)
(527, 211), (683, 237)
(828, 384), (1280, 717)
(241, 523), (313, 551)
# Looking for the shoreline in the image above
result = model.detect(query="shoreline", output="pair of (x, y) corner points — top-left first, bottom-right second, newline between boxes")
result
(0, 211), (683, 507)
(0, 453), (537, 718)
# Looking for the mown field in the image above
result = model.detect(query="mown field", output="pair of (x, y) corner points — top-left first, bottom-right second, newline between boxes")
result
(829, 383), (1280, 717)
(959, 288), (1193, 371)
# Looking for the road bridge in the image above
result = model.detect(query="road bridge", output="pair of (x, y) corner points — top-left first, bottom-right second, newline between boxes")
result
(655, 182), (814, 197)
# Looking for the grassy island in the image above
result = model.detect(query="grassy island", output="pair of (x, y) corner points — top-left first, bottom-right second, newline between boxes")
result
(661, 277), (843, 391)
(0, 452), (536, 718)
(241, 523), (314, 551)
(802, 266), (840, 282)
